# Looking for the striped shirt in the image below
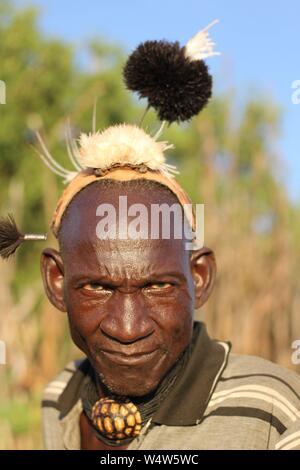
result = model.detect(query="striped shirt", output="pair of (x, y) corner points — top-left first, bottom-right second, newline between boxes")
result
(41, 322), (300, 450)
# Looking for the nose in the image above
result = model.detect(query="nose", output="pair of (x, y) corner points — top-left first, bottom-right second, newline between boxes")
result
(99, 291), (155, 343)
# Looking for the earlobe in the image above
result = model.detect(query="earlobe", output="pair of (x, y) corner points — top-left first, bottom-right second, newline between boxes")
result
(191, 247), (217, 309)
(40, 248), (66, 312)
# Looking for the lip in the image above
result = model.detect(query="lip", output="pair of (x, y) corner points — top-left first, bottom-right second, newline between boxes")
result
(100, 349), (159, 366)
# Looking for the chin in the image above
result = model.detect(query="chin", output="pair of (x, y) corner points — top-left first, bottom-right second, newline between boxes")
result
(97, 369), (160, 397)
(89, 347), (170, 398)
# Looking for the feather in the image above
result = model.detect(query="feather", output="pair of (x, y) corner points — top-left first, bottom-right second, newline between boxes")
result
(184, 19), (220, 61)
(0, 214), (24, 259)
(123, 21), (217, 123)
(65, 122), (83, 172)
(152, 121), (167, 141)
(92, 97), (98, 134)
(0, 214), (47, 260)
(35, 131), (78, 183)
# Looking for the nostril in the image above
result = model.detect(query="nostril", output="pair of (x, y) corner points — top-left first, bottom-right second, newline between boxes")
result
(100, 318), (155, 344)
(100, 293), (155, 343)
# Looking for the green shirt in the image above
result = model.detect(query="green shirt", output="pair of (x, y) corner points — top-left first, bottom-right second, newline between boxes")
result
(41, 322), (300, 450)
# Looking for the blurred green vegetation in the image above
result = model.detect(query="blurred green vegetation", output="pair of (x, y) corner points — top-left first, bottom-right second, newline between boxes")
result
(0, 0), (300, 449)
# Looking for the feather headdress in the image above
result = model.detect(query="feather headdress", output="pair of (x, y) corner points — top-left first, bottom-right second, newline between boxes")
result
(33, 20), (220, 185)
(0, 20), (219, 258)
(123, 20), (219, 123)
(77, 124), (176, 176)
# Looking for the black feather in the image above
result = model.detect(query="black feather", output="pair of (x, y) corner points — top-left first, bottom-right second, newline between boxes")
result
(123, 40), (212, 123)
(0, 214), (24, 260)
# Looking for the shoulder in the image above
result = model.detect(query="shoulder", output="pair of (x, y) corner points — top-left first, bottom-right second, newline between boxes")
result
(42, 359), (85, 407)
(223, 353), (300, 396)
(209, 352), (300, 449)
(41, 358), (86, 449)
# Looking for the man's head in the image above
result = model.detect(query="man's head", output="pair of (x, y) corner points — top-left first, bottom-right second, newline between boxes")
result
(41, 179), (216, 396)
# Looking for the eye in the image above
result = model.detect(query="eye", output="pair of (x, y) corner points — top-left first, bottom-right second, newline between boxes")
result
(81, 282), (112, 294)
(144, 282), (173, 292)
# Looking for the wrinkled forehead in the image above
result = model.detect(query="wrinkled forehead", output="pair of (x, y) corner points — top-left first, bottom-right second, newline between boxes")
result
(58, 181), (190, 276)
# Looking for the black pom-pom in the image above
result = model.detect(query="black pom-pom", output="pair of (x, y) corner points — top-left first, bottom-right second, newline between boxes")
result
(0, 214), (23, 260)
(123, 40), (212, 123)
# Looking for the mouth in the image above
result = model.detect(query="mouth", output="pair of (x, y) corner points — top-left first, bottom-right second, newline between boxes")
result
(100, 348), (160, 366)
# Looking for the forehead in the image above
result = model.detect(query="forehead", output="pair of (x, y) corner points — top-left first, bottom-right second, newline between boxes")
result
(59, 181), (190, 278)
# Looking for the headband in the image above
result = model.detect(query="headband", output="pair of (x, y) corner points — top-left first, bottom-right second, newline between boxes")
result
(51, 166), (194, 237)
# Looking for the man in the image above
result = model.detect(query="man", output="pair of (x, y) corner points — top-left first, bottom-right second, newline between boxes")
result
(39, 173), (300, 450)
(1, 22), (300, 450)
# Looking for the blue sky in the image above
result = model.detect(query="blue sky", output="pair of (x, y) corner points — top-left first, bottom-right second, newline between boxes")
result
(17, 0), (300, 201)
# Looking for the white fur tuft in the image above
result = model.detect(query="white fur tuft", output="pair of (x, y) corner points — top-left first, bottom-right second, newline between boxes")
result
(77, 124), (176, 175)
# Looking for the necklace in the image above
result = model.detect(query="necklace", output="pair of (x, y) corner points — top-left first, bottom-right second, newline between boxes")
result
(81, 340), (194, 446)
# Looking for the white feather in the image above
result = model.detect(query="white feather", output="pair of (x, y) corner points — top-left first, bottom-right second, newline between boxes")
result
(35, 132), (78, 183)
(185, 19), (220, 61)
(77, 124), (176, 176)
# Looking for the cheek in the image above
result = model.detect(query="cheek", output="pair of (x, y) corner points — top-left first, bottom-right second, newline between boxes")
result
(64, 286), (106, 338)
(148, 287), (194, 349)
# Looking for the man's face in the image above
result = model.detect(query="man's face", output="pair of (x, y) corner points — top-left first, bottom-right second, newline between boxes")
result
(55, 182), (196, 396)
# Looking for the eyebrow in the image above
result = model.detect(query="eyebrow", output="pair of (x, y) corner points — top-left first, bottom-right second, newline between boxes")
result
(68, 269), (187, 286)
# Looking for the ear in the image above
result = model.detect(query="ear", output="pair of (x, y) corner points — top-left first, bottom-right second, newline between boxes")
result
(40, 247), (66, 312)
(190, 247), (216, 309)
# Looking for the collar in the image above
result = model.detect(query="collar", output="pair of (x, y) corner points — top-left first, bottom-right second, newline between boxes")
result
(58, 321), (231, 426)
(152, 322), (230, 425)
